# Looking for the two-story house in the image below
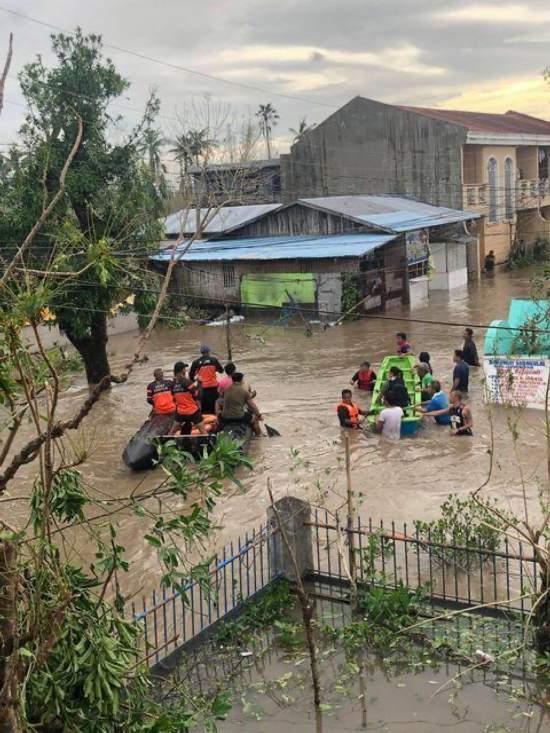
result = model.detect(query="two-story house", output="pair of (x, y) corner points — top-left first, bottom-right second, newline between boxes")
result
(281, 97), (550, 266)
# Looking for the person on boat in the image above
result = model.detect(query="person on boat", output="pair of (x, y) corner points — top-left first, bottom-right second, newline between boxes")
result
(220, 372), (263, 436)
(396, 332), (412, 355)
(337, 389), (367, 429)
(449, 391), (473, 436)
(416, 380), (451, 426)
(382, 367), (410, 409)
(172, 361), (207, 435)
(351, 361), (377, 391)
(452, 350), (470, 392)
(189, 345), (224, 415)
(146, 368), (175, 416)
(415, 362), (433, 402)
(217, 362), (236, 395)
(375, 393), (403, 441)
(462, 328), (480, 367)
(418, 352), (433, 374)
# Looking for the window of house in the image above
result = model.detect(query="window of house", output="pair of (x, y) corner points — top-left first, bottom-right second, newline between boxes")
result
(487, 157), (498, 223)
(408, 260), (430, 279)
(223, 263), (236, 288)
(504, 157), (514, 221)
(539, 148), (549, 180)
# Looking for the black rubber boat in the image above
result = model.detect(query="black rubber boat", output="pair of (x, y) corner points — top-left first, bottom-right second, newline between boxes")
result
(122, 417), (252, 471)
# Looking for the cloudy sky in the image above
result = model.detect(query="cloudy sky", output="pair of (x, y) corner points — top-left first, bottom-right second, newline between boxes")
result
(2, 0), (550, 157)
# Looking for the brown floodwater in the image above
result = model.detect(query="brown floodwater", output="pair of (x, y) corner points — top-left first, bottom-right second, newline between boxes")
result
(8, 267), (547, 593)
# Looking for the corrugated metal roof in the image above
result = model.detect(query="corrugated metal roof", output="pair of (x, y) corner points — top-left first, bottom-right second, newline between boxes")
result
(400, 106), (550, 135)
(151, 233), (396, 263)
(299, 195), (480, 232)
(164, 203), (282, 236)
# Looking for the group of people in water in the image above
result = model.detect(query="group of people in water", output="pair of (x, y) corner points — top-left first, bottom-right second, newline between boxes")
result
(146, 345), (263, 438)
(339, 329), (479, 440)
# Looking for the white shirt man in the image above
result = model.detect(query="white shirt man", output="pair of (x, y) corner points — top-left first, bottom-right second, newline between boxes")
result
(376, 403), (403, 441)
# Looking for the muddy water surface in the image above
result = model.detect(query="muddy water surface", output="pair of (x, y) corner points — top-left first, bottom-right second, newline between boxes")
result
(10, 268), (546, 592)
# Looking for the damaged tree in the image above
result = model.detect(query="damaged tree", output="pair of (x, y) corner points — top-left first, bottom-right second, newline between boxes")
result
(0, 30), (164, 384)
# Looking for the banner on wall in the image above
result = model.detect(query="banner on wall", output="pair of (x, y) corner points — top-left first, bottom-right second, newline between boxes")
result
(406, 229), (429, 265)
(483, 356), (550, 410)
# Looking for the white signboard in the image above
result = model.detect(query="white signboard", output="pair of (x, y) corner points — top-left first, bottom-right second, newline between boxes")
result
(484, 356), (550, 410)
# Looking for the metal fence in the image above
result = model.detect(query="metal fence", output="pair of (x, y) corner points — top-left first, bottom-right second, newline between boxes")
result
(132, 523), (275, 667)
(307, 508), (539, 615)
(133, 503), (540, 667)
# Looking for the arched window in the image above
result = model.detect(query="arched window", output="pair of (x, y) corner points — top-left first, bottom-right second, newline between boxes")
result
(488, 157), (498, 223)
(504, 157), (514, 220)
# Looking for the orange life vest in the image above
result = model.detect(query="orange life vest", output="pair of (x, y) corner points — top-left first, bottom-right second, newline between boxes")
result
(147, 379), (175, 415)
(357, 369), (375, 390)
(173, 380), (199, 416)
(338, 402), (360, 426)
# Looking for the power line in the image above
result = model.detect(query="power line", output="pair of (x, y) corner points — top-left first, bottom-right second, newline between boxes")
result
(0, 5), (338, 109)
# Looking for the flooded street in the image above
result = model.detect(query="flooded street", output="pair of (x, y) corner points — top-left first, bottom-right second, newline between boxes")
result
(11, 268), (546, 592)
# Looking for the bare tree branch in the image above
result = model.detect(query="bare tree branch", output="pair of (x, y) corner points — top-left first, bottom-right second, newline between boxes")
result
(0, 115), (83, 289)
(0, 32), (13, 118)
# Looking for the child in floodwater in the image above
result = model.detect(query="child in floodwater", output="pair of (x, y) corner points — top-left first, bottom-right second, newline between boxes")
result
(351, 361), (377, 391)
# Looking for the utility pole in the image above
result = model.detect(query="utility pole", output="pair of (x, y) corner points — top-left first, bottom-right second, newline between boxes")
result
(225, 304), (232, 361)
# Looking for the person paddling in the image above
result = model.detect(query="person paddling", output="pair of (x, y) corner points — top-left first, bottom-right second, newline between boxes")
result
(189, 345), (223, 415)
(351, 361), (377, 391)
(146, 368), (175, 416)
(172, 361), (206, 435)
(337, 389), (366, 429)
(220, 372), (263, 436)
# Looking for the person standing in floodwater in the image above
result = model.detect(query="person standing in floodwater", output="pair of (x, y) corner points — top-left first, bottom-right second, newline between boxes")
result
(462, 328), (480, 367)
(396, 332), (412, 355)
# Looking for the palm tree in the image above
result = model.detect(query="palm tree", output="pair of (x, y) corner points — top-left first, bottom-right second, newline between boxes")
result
(170, 129), (217, 173)
(289, 117), (316, 144)
(139, 127), (166, 183)
(256, 103), (279, 159)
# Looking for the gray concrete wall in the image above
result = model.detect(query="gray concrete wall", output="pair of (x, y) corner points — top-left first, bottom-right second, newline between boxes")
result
(281, 97), (467, 209)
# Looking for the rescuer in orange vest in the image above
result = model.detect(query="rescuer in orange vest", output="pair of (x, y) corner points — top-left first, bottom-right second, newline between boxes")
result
(171, 361), (207, 435)
(337, 389), (367, 429)
(146, 368), (175, 416)
(189, 345), (224, 415)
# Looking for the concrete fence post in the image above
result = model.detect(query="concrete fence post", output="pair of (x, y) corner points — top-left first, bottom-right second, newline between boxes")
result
(267, 496), (313, 581)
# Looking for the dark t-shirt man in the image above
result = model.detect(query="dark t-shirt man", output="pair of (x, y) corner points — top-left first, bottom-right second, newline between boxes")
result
(453, 360), (469, 392)
(462, 340), (480, 367)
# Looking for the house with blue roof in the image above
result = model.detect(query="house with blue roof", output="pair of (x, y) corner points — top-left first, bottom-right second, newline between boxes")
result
(152, 195), (479, 316)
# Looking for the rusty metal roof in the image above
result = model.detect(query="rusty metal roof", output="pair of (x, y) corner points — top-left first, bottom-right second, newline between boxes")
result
(399, 106), (550, 135)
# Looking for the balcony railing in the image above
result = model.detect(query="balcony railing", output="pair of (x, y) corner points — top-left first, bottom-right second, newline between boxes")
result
(463, 179), (550, 212)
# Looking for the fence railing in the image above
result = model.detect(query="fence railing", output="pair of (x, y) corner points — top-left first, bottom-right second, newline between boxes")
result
(307, 508), (539, 615)
(132, 501), (540, 667)
(132, 523), (275, 667)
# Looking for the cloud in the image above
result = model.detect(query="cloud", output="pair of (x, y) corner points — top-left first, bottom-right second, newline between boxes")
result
(440, 75), (550, 118)
(215, 44), (446, 77)
(435, 3), (550, 24)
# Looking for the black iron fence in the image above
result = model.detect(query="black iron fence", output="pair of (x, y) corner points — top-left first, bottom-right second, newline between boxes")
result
(307, 508), (539, 615)
(132, 523), (275, 667)
(133, 502), (539, 666)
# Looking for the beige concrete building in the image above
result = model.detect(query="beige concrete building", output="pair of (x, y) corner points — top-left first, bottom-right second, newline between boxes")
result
(281, 98), (550, 266)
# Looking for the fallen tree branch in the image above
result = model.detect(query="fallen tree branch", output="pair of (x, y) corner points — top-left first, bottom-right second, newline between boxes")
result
(0, 375), (111, 493)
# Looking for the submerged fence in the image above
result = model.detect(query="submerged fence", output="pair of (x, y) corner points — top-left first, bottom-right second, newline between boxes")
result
(307, 508), (539, 615)
(134, 498), (539, 667)
(133, 523), (275, 667)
